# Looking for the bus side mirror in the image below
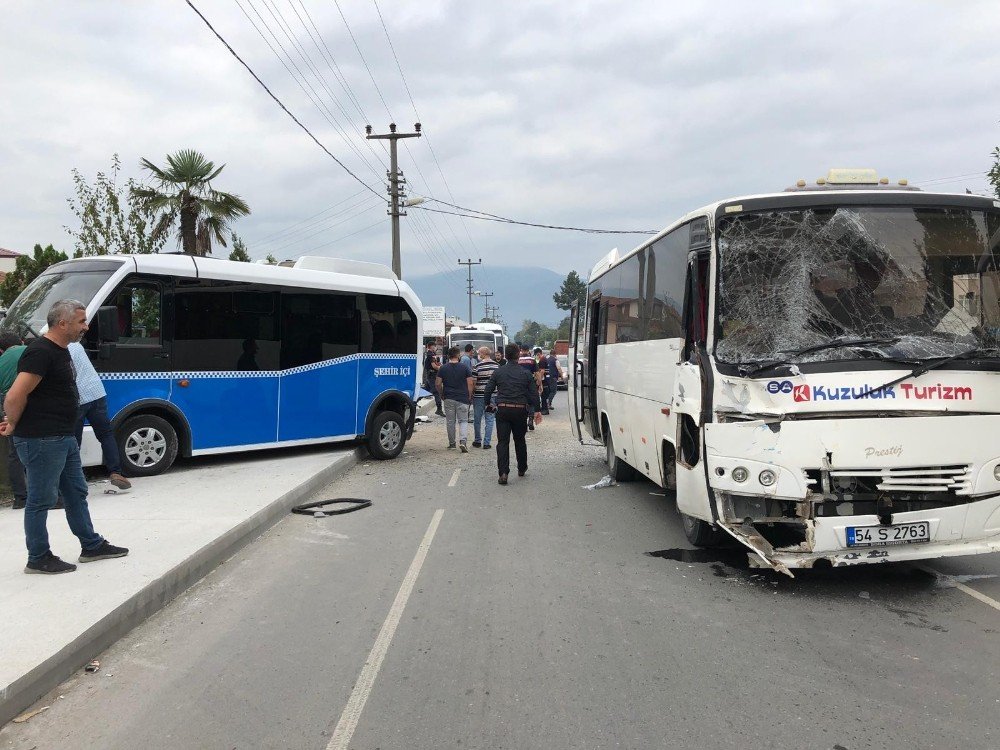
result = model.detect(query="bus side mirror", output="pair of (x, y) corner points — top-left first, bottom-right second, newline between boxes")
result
(97, 306), (118, 344)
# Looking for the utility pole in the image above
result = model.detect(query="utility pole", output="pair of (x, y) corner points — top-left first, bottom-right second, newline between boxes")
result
(457, 258), (482, 324)
(366, 122), (421, 279)
(477, 291), (494, 322)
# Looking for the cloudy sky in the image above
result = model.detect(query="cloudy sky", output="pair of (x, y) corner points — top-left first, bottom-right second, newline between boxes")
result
(2, 0), (998, 304)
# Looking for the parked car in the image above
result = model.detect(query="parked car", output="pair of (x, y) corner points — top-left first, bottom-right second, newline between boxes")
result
(556, 355), (568, 389)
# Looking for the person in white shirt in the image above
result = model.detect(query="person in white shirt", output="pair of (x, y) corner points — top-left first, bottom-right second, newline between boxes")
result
(68, 343), (132, 490)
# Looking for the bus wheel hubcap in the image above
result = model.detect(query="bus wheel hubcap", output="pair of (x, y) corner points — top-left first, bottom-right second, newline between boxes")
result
(125, 427), (167, 467)
(380, 422), (402, 452)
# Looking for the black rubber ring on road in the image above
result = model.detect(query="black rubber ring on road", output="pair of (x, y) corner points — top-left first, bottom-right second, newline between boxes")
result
(291, 498), (372, 516)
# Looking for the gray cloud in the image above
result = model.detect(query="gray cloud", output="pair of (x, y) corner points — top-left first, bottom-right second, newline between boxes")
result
(1, 0), (997, 304)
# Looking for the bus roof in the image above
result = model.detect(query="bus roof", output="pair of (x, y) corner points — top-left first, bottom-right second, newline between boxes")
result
(46, 253), (422, 313)
(589, 189), (1000, 283)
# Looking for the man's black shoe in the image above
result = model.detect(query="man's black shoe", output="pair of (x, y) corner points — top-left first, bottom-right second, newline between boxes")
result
(435, 409), (445, 417)
(528, 423), (535, 431)
(518, 469), (527, 477)
(11, 498), (25, 510)
(472, 441), (482, 448)
(79, 540), (129, 563)
(498, 474), (508, 485)
(25, 552), (76, 575)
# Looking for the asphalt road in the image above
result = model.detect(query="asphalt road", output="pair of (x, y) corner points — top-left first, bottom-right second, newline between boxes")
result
(4, 392), (1000, 750)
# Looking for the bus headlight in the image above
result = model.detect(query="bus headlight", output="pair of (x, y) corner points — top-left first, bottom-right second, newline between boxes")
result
(731, 466), (749, 483)
(758, 469), (777, 487)
(994, 465), (1000, 482)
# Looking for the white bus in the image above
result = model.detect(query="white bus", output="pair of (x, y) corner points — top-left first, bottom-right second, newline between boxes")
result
(447, 323), (506, 355)
(0, 254), (422, 476)
(569, 169), (1000, 574)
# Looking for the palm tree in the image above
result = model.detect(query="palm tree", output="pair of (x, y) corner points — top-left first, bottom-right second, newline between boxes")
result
(133, 149), (251, 256)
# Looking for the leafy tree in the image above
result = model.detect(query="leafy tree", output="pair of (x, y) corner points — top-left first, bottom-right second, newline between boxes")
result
(989, 146), (1000, 199)
(553, 270), (587, 311)
(264, 253), (278, 265)
(134, 149), (251, 256)
(229, 232), (251, 262)
(514, 319), (557, 348)
(556, 315), (572, 340)
(0, 244), (69, 306)
(66, 154), (167, 257)
(478, 317), (498, 324)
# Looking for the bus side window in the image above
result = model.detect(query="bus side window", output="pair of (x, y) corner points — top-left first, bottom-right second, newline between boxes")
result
(114, 283), (162, 346)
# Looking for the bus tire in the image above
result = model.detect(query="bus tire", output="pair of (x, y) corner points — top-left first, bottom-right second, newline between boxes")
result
(368, 410), (406, 460)
(117, 414), (179, 477)
(681, 513), (723, 547)
(605, 431), (636, 481)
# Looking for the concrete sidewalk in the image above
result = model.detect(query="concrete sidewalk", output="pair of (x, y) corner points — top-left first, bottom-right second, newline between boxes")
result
(0, 444), (362, 726)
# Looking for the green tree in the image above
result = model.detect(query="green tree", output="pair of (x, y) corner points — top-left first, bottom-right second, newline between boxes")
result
(229, 232), (251, 262)
(514, 319), (558, 347)
(134, 149), (251, 256)
(66, 154), (168, 257)
(0, 244), (69, 306)
(989, 146), (1000, 199)
(553, 270), (587, 311)
(556, 315), (572, 340)
(264, 253), (278, 265)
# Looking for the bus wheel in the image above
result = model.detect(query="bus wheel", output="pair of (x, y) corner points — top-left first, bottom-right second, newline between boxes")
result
(605, 431), (636, 481)
(117, 414), (179, 477)
(368, 410), (405, 460)
(681, 513), (722, 547)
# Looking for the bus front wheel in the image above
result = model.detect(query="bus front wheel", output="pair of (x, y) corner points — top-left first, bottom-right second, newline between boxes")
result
(605, 431), (636, 481)
(117, 414), (179, 477)
(681, 513), (722, 547)
(368, 410), (406, 460)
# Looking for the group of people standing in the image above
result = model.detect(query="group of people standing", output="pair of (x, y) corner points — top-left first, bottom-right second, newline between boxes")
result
(423, 339), (564, 485)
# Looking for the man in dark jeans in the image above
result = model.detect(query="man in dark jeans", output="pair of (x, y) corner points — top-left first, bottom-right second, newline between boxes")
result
(0, 299), (128, 574)
(423, 342), (444, 416)
(70, 342), (131, 490)
(484, 343), (542, 485)
(0, 332), (27, 509)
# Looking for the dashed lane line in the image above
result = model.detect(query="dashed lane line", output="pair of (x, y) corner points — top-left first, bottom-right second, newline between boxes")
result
(919, 565), (1000, 613)
(448, 468), (461, 487)
(327, 508), (445, 750)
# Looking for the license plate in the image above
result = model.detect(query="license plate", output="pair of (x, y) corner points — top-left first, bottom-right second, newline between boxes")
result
(846, 521), (930, 547)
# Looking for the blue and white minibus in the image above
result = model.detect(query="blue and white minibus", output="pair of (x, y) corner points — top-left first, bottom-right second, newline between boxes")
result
(0, 254), (422, 476)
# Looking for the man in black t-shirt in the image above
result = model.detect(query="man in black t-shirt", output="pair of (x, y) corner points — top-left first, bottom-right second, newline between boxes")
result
(0, 299), (128, 575)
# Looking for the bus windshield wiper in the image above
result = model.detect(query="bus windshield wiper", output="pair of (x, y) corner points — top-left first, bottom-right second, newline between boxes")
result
(779, 336), (900, 358)
(740, 337), (900, 377)
(857, 347), (997, 398)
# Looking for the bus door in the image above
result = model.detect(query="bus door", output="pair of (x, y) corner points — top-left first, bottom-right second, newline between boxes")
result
(568, 301), (582, 440)
(92, 276), (174, 415)
(673, 253), (714, 520)
(574, 292), (603, 441)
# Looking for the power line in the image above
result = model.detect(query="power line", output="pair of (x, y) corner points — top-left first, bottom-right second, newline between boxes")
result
(267, 200), (382, 254)
(252, 190), (368, 244)
(415, 201), (657, 235)
(332, 0), (394, 119)
(186, 0), (384, 200)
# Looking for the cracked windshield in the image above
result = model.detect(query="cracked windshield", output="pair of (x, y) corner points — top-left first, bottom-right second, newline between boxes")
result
(715, 206), (1000, 366)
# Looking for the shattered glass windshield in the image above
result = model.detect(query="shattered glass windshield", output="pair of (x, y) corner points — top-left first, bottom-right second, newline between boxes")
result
(714, 206), (1000, 366)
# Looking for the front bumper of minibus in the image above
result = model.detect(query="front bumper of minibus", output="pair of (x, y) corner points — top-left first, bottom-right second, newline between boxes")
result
(703, 414), (1000, 574)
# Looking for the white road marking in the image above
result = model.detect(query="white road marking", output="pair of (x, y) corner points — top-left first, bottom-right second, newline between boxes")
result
(448, 468), (461, 487)
(327, 509), (445, 750)
(919, 565), (1000, 613)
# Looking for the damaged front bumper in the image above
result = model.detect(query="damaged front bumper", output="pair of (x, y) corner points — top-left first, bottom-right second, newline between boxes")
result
(704, 415), (1000, 575)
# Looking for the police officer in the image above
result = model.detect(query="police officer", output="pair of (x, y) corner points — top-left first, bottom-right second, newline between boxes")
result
(484, 343), (542, 485)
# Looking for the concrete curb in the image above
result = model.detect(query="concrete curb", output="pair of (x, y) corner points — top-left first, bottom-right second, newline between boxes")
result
(0, 446), (364, 727)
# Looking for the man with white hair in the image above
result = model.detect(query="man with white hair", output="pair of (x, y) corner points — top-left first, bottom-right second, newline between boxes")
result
(0, 300), (128, 574)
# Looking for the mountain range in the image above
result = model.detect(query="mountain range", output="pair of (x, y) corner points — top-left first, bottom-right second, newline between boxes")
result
(406, 266), (568, 329)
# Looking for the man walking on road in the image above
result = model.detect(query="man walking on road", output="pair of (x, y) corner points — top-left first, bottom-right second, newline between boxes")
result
(0, 300), (128, 574)
(517, 344), (543, 431)
(436, 346), (475, 452)
(484, 343), (542, 485)
(69, 342), (132, 491)
(472, 346), (499, 449)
